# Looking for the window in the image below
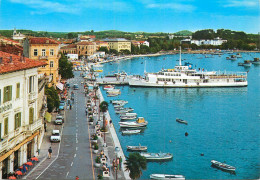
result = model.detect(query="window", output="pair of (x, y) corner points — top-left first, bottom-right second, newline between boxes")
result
(29, 108), (34, 124)
(29, 76), (34, 93)
(50, 49), (54, 56)
(3, 85), (12, 103)
(34, 49), (38, 56)
(4, 117), (8, 135)
(16, 83), (20, 99)
(42, 49), (46, 56)
(50, 61), (54, 68)
(50, 73), (53, 81)
(14, 112), (21, 130)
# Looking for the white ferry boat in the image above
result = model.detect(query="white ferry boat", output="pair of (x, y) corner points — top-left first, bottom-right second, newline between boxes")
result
(128, 48), (247, 88)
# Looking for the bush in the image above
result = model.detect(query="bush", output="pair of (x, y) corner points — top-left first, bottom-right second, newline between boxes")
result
(95, 156), (101, 163)
(97, 174), (103, 180)
(89, 117), (94, 122)
(94, 143), (99, 150)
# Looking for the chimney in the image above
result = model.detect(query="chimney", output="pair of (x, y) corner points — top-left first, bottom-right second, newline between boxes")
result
(10, 56), (13, 63)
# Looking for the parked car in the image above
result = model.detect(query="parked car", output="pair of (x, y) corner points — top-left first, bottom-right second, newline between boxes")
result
(50, 130), (61, 142)
(55, 115), (64, 125)
(59, 101), (65, 110)
(66, 83), (70, 88)
(73, 84), (79, 90)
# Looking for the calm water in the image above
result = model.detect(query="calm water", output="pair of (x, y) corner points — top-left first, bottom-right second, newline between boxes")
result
(100, 53), (260, 179)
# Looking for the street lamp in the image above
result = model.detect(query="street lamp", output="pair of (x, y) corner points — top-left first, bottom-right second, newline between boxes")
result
(115, 147), (120, 180)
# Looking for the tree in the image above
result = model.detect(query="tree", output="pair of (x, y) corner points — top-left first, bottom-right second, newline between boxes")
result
(99, 101), (109, 142)
(98, 47), (109, 54)
(109, 49), (119, 56)
(59, 53), (74, 79)
(125, 153), (147, 180)
(45, 85), (59, 112)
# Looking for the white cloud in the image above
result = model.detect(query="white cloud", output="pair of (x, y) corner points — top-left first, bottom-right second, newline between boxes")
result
(146, 3), (195, 12)
(223, 0), (259, 8)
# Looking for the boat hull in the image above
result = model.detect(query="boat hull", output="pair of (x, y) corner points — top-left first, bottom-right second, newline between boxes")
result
(150, 174), (185, 180)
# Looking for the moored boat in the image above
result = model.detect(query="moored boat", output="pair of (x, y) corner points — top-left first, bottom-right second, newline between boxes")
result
(236, 53), (242, 58)
(251, 58), (260, 65)
(127, 145), (147, 151)
(176, 118), (188, 125)
(242, 60), (252, 67)
(111, 100), (128, 104)
(150, 174), (185, 180)
(115, 107), (134, 114)
(140, 152), (173, 160)
(119, 117), (148, 127)
(211, 160), (236, 172)
(104, 85), (115, 91)
(122, 129), (141, 134)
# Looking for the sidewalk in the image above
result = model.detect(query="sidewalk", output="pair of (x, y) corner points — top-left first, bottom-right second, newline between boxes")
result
(24, 112), (62, 179)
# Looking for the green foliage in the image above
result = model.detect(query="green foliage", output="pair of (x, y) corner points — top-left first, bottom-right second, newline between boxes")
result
(109, 49), (119, 55)
(99, 101), (109, 113)
(174, 30), (193, 36)
(58, 53), (74, 79)
(45, 85), (59, 112)
(97, 174), (103, 180)
(98, 47), (109, 54)
(125, 153), (147, 180)
(120, 49), (131, 55)
(94, 143), (99, 150)
(95, 156), (101, 163)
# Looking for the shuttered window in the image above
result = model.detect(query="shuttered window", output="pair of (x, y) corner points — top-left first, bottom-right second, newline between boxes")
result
(15, 112), (21, 130)
(4, 117), (8, 135)
(3, 86), (12, 103)
(29, 108), (34, 124)
(16, 83), (20, 98)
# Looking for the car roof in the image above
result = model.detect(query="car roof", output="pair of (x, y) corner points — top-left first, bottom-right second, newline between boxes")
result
(52, 130), (60, 133)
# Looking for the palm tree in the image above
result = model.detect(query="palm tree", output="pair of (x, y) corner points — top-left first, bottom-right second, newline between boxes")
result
(99, 101), (109, 143)
(125, 153), (147, 180)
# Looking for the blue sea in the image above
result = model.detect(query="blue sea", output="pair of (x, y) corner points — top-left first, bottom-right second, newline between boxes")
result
(99, 52), (260, 179)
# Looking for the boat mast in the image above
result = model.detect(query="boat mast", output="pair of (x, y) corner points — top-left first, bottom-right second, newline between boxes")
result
(179, 46), (182, 66)
(144, 59), (147, 74)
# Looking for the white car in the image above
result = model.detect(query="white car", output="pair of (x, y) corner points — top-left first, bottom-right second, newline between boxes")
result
(50, 130), (61, 142)
(55, 115), (63, 125)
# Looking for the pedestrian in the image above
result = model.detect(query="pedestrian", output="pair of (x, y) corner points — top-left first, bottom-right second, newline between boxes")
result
(44, 122), (47, 132)
(70, 104), (72, 110)
(109, 119), (112, 126)
(75, 176), (79, 180)
(112, 159), (116, 172)
(48, 147), (52, 159)
(119, 156), (122, 170)
(117, 158), (120, 170)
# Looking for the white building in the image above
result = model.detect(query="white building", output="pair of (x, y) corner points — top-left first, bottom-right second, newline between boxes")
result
(0, 51), (47, 178)
(140, 41), (150, 47)
(66, 54), (78, 61)
(181, 37), (227, 46)
(12, 28), (26, 41)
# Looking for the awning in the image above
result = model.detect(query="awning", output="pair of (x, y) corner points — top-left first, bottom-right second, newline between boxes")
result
(56, 83), (64, 91)
(44, 112), (52, 123)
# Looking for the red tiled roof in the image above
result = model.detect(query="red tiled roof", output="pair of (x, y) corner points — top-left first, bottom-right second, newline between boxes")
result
(60, 44), (77, 49)
(0, 44), (23, 55)
(0, 51), (47, 74)
(3, 38), (20, 44)
(77, 42), (95, 45)
(29, 37), (60, 45)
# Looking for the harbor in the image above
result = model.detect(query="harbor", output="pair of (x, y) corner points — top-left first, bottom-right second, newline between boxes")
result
(96, 52), (260, 179)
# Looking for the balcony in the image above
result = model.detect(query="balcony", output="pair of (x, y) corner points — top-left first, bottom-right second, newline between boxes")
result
(39, 56), (48, 60)
(0, 138), (8, 153)
(28, 92), (36, 103)
(24, 118), (43, 137)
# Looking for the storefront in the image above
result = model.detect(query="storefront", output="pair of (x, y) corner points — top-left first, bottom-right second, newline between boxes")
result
(13, 150), (19, 171)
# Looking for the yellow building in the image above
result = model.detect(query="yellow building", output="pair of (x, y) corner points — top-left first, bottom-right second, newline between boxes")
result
(103, 38), (131, 53)
(23, 37), (60, 85)
(76, 42), (96, 57)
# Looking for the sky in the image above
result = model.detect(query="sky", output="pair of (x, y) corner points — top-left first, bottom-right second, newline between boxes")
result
(0, 0), (259, 34)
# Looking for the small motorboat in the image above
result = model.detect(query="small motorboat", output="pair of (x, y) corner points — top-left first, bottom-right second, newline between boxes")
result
(104, 85), (114, 91)
(238, 62), (244, 66)
(122, 129), (141, 134)
(120, 113), (137, 120)
(115, 107), (134, 114)
(150, 174), (185, 180)
(176, 118), (188, 125)
(242, 60), (252, 67)
(111, 100), (128, 105)
(119, 117), (148, 128)
(211, 160), (236, 172)
(236, 53), (242, 58)
(140, 152), (173, 160)
(230, 55), (237, 60)
(251, 58), (260, 65)
(127, 145), (147, 151)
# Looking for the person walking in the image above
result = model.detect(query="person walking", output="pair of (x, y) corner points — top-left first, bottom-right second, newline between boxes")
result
(48, 147), (52, 159)
(44, 122), (47, 132)
(119, 156), (122, 170)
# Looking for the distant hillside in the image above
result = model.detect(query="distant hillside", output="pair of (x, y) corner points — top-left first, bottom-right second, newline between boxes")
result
(174, 30), (193, 36)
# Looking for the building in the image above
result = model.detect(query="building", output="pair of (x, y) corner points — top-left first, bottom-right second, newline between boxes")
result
(23, 37), (60, 85)
(0, 44), (23, 56)
(60, 44), (77, 54)
(0, 37), (20, 46)
(66, 54), (78, 61)
(12, 28), (26, 44)
(76, 42), (96, 57)
(0, 51), (47, 179)
(95, 41), (109, 51)
(131, 40), (149, 48)
(102, 38), (131, 53)
(78, 35), (96, 42)
(181, 37), (227, 46)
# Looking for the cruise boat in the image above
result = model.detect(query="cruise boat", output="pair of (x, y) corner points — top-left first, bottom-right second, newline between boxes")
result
(119, 117), (148, 127)
(150, 174), (185, 180)
(140, 152), (173, 160)
(211, 160), (236, 172)
(128, 48), (247, 88)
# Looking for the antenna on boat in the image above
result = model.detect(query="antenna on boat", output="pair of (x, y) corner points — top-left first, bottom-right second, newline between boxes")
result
(179, 46), (182, 66)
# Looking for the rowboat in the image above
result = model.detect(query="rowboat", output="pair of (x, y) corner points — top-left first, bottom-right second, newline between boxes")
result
(211, 160), (236, 172)
(122, 129), (141, 134)
(119, 117), (148, 127)
(176, 118), (188, 125)
(150, 174), (185, 180)
(127, 145), (147, 151)
(140, 152), (173, 160)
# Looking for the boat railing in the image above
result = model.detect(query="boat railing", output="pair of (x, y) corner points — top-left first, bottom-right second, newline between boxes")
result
(208, 71), (247, 79)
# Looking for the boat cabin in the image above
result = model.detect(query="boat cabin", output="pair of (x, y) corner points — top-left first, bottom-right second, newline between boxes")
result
(137, 117), (145, 123)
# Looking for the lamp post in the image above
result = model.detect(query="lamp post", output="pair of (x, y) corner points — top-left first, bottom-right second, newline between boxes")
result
(115, 147), (120, 180)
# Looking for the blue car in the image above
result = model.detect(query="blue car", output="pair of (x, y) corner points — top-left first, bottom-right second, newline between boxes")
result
(59, 101), (66, 110)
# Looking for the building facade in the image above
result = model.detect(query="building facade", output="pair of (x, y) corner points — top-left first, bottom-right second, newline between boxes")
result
(0, 51), (47, 179)
(102, 38), (131, 53)
(181, 37), (227, 46)
(23, 37), (60, 85)
(76, 42), (96, 57)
